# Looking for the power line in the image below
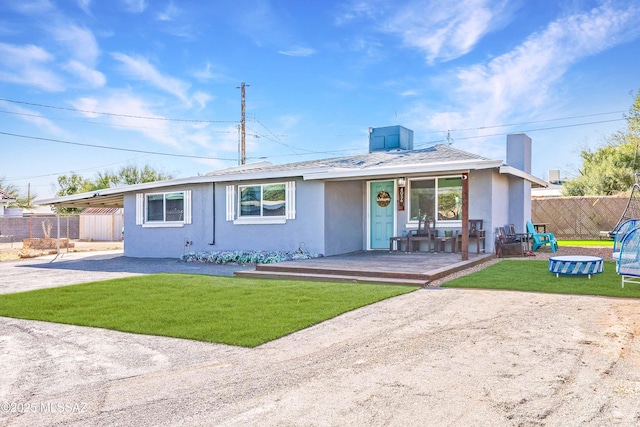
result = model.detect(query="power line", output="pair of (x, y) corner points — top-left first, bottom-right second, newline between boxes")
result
(0, 131), (250, 161)
(248, 121), (317, 155)
(414, 118), (627, 148)
(427, 110), (628, 134)
(0, 98), (237, 124)
(2, 96), (627, 139)
(0, 110), (235, 133)
(4, 156), (150, 182)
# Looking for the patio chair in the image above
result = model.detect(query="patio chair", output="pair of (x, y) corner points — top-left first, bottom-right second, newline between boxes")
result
(507, 224), (531, 251)
(616, 226), (640, 287)
(525, 220), (558, 252)
(408, 216), (437, 252)
(495, 226), (526, 257)
(612, 218), (640, 261)
(455, 219), (486, 253)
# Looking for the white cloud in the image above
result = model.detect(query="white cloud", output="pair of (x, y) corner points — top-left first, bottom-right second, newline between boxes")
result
(156, 2), (180, 21)
(205, 125), (242, 153)
(454, 2), (640, 120)
(334, 1), (383, 25)
(346, 36), (385, 64)
(193, 62), (230, 82)
(400, 90), (420, 97)
(76, 0), (92, 15)
(278, 46), (316, 57)
(120, 0), (146, 13)
(111, 53), (192, 104)
(276, 114), (302, 130)
(9, 0), (55, 15)
(73, 97), (101, 118)
(70, 93), (237, 163)
(49, 23), (100, 67)
(192, 91), (213, 110)
(64, 60), (106, 87)
(403, 1), (640, 158)
(5, 104), (67, 136)
(0, 43), (64, 91)
(383, 0), (511, 63)
(72, 93), (182, 149)
(231, 0), (284, 47)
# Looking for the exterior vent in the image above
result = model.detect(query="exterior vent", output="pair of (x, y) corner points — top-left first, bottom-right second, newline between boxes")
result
(369, 126), (414, 152)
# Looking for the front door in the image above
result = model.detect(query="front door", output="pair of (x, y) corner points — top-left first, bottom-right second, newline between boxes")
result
(369, 181), (395, 249)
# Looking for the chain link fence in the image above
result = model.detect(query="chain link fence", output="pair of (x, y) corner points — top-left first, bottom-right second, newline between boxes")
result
(0, 214), (79, 241)
(531, 196), (628, 239)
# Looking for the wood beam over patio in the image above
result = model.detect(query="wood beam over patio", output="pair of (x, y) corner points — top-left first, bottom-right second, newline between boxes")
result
(461, 172), (469, 261)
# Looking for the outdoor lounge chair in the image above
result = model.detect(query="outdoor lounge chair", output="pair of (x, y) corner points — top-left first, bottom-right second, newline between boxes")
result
(612, 218), (640, 261)
(455, 219), (486, 253)
(407, 216), (437, 252)
(525, 220), (558, 252)
(495, 226), (526, 257)
(508, 224), (530, 249)
(616, 225), (640, 287)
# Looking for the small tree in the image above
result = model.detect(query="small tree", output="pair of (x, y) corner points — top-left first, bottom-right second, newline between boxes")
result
(56, 165), (174, 196)
(56, 173), (95, 197)
(564, 90), (640, 196)
(116, 164), (173, 186)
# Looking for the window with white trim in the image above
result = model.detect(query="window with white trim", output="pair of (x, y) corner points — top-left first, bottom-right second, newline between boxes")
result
(408, 177), (462, 222)
(240, 183), (285, 217)
(226, 181), (295, 223)
(135, 190), (192, 226)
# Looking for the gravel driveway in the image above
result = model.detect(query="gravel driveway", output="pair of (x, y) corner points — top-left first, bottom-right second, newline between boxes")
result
(1, 250), (639, 426)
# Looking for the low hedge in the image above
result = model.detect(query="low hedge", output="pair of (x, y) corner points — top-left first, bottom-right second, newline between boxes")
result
(181, 250), (323, 265)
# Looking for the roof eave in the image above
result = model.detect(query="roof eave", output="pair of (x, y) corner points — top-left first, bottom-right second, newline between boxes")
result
(35, 159), (507, 208)
(499, 166), (548, 187)
(302, 159), (504, 180)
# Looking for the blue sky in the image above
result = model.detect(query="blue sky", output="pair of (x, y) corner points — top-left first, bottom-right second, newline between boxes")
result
(1, 0), (639, 199)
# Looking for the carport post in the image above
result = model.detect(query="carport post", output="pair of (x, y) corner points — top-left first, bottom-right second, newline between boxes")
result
(56, 206), (60, 255)
(461, 172), (469, 261)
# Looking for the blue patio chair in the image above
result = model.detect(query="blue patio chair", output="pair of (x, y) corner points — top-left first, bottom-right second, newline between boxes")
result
(612, 218), (640, 262)
(525, 220), (558, 252)
(616, 225), (640, 287)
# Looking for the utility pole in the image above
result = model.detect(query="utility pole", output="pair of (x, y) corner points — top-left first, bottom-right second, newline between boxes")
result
(237, 82), (249, 165)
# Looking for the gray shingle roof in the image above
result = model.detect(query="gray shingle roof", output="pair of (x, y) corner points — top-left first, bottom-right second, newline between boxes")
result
(206, 145), (490, 177)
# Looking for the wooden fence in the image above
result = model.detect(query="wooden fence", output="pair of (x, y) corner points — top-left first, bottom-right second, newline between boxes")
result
(531, 196), (628, 239)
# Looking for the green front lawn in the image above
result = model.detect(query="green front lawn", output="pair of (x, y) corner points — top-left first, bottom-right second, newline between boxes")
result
(0, 274), (416, 347)
(442, 260), (640, 298)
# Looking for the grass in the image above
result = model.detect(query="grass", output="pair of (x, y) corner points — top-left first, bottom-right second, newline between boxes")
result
(442, 260), (640, 298)
(0, 274), (416, 347)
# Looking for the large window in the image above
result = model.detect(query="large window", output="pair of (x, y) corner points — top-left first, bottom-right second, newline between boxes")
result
(409, 179), (435, 221)
(409, 177), (462, 222)
(239, 183), (286, 217)
(146, 192), (184, 222)
(437, 177), (462, 220)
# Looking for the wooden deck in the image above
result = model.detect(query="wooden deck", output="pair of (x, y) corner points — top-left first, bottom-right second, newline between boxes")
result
(234, 251), (495, 287)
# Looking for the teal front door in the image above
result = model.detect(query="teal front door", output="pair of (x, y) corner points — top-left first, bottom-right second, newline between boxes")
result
(370, 181), (395, 249)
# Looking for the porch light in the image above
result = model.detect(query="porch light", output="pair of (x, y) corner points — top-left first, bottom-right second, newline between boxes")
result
(397, 177), (406, 186)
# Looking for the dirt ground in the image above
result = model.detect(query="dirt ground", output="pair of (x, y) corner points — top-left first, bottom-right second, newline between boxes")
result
(0, 240), (124, 262)
(1, 245), (639, 426)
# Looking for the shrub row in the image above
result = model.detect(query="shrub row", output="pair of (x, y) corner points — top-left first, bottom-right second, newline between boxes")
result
(181, 250), (323, 265)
